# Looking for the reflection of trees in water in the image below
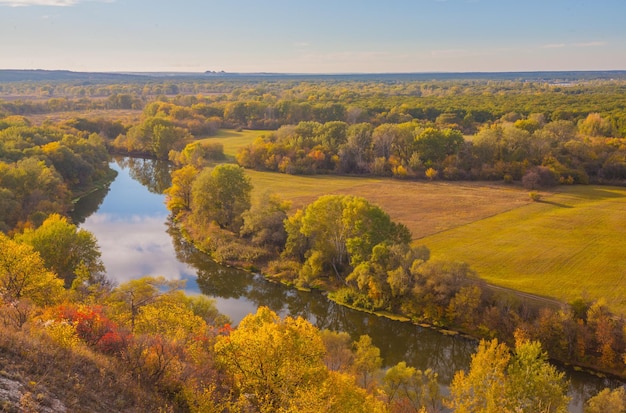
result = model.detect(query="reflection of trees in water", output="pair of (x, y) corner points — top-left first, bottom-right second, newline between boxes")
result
(70, 185), (110, 225)
(116, 157), (172, 194)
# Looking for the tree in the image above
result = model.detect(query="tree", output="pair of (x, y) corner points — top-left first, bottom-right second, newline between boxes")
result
(191, 164), (252, 232)
(240, 192), (290, 249)
(382, 362), (442, 413)
(584, 387), (626, 413)
(0, 233), (64, 306)
(165, 165), (198, 218)
(109, 276), (185, 330)
(16, 214), (105, 289)
(214, 306), (327, 411)
(505, 336), (570, 413)
(286, 195), (411, 285)
(320, 329), (354, 372)
(578, 113), (614, 137)
(414, 127), (464, 164)
(352, 334), (382, 390)
(446, 337), (569, 413)
(447, 338), (510, 413)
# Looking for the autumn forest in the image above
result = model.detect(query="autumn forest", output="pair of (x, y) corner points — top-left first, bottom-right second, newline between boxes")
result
(1, 70), (625, 412)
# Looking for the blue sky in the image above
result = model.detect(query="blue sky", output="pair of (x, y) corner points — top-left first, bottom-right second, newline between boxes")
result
(1, 0), (624, 73)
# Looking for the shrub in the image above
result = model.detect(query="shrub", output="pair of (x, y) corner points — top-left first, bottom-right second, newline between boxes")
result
(522, 166), (557, 189)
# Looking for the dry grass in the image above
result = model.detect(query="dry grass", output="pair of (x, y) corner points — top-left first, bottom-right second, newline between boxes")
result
(0, 324), (169, 412)
(246, 170), (531, 239)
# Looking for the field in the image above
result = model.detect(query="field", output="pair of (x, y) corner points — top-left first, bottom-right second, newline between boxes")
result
(419, 185), (626, 313)
(28, 109), (142, 126)
(243, 167), (626, 314)
(198, 129), (266, 158)
(246, 171), (532, 239)
(207, 129), (626, 313)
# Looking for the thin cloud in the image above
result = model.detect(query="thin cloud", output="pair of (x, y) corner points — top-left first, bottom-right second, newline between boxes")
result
(0, 0), (112, 6)
(574, 41), (606, 47)
(430, 49), (472, 58)
(0, 0), (76, 6)
(541, 43), (566, 49)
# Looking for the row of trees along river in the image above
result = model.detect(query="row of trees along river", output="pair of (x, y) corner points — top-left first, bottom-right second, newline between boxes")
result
(71, 157), (624, 413)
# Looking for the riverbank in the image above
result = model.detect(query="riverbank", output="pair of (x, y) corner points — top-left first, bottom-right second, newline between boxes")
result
(70, 168), (118, 204)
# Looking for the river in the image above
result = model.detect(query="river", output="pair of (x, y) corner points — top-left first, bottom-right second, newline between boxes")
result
(73, 157), (621, 412)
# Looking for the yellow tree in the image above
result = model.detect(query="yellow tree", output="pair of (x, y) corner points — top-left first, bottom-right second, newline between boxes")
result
(214, 307), (327, 411)
(446, 339), (510, 413)
(447, 336), (569, 413)
(352, 334), (382, 390)
(0, 233), (64, 306)
(165, 165), (198, 218)
(16, 213), (105, 288)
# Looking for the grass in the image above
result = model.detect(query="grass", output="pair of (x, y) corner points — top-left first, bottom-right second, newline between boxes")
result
(419, 185), (626, 313)
(197, 129), (266, 158)
(246, 171), (531, 239)
(0, 324), (167, 412)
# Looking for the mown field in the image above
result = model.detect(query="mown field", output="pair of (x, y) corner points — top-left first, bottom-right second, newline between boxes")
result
(206, 129), (626, 313)
(247, 171), (532, 239)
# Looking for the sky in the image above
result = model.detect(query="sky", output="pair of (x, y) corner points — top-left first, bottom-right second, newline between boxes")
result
(1, 0), (625, 73)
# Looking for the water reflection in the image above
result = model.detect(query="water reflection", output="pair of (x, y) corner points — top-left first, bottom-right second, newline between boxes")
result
(70, 186), (111, 225)
(116, 156), (172, 194)
(79, 160), (197, 287)
(168, 221), (476, 381)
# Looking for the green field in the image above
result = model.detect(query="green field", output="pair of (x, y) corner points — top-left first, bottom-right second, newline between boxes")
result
(419, 186), (626, 313)
(198, 129), (266, 158)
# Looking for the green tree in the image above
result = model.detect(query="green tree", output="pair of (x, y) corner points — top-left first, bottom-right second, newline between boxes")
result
(286, 195), (411, 285)
(191, 164), (252, 232)
(16, 214), (105, 288)
(414, 127), (464, 164)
